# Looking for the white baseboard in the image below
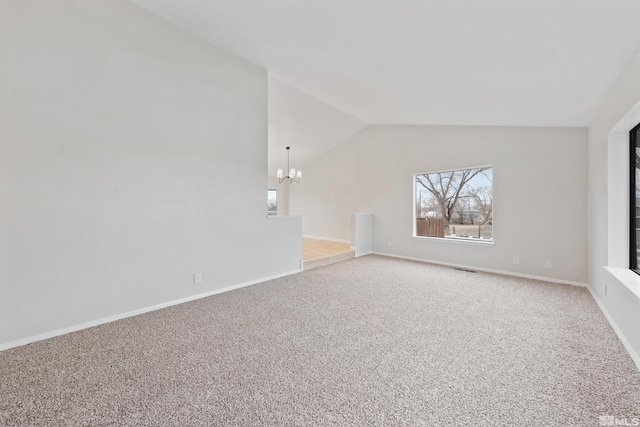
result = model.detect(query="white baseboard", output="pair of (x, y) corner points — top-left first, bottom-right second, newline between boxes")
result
(303, 235), (351, 244)
(587, 284), (640, 371)
(355, 251), (373, 258)
(373, 252), (588, 287)
(0, 268), (302, 352)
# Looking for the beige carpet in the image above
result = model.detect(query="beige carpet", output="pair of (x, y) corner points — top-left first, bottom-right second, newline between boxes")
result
(1, 255), (639, 426)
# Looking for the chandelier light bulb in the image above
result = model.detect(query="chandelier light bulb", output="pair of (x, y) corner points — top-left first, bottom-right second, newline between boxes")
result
(277, 146), (301, 184)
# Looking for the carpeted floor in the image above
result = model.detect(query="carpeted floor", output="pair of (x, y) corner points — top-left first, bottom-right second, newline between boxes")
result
(1, 255), (639, 426)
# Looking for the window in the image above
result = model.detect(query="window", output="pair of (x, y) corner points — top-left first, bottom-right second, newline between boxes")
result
(414, 166), (493, 242)
(267, 189), (277, 216)
(630, 123), (640, 274)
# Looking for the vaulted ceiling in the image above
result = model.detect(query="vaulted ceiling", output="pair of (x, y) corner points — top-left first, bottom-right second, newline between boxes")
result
(127, 0), (640, 171)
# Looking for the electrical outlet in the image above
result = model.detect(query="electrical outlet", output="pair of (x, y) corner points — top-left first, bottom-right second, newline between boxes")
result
(512, 256), (520, 265)
(388, 241), (393, 248)
(194, 272), (203, 284)
(544, 260), (553, 269)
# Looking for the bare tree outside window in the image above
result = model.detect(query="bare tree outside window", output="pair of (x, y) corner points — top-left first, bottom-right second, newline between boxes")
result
(415, 166), (493, 241)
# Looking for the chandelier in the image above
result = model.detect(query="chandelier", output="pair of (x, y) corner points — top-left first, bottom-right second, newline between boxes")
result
(277, 146), (302, 184)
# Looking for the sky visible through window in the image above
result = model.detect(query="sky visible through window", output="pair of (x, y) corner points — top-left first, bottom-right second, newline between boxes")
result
(415, 166), (493, 241)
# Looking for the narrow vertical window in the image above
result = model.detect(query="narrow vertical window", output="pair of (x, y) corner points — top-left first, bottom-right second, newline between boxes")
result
(268, 189), (277, 216)
(630, 123), (640, 273)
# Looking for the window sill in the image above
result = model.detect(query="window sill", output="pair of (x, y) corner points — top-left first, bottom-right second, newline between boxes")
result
(604, 266), (640, 302)
(413, 235), (494, 246)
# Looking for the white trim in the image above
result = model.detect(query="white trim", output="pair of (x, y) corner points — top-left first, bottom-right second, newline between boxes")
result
(302, 235), (351, 244)
(266, 214), (302, 220)
(414, 163), (494, 177)
(606, 131), (630, 268)
(412, 236), (495, 246)
(587, 284), (640, 371)
(355, 251), (373, 258)
(610, 97), (640, 134)
(603, 266), (640, 302)
(0, 268), (302, 352)
(373, 252), (588, 287)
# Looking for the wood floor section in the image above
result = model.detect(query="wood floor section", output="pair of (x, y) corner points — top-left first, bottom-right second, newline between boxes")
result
(302, 238), (351, 261)
(302, 238), (354, 271)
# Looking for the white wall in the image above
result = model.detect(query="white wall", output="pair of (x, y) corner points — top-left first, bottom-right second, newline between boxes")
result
(267, 77), (366, 218)
(0, 0), (301, 348)
(290, 125), (588, 284)
(267, 76), (366, 178)
(588, 45), (640, 365)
